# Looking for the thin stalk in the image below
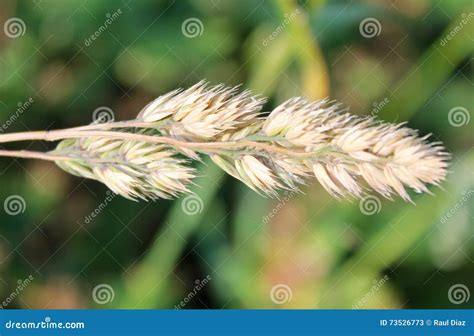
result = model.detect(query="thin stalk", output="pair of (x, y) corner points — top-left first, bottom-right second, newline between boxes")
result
(0, 149), (72, 162)
(0, 119), (166, 143)
(0, 128), (323, 158)
(0, 149), (151, 168)
(0, 126), (390, 170)
(68, 120), (158, 131)
(0, 128), (381, 166)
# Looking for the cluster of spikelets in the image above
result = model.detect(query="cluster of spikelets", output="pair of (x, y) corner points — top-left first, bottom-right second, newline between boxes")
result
(53, 81), (449, 202)
(55, 136), (194, 200)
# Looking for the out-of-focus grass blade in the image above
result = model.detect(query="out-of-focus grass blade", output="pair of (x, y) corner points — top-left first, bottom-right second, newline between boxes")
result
(116, 160), (224, 308)
(319, 154), (474, 308)
(379, 8), (474, 121)
(195, 186), (271, 307)
(275, 0), (330, 99)
(193, 199), (237, 307)
(246, 30), (295, 96)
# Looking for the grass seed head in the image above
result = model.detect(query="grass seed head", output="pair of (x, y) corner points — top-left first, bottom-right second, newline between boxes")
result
(53, 82), (449, 202)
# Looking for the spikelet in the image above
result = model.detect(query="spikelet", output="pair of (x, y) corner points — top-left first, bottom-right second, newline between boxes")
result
(52, 82), (449, 202)
(55, 134), (195, 201)
(137, 81), (266, 140)
(261, 98), (449, 201)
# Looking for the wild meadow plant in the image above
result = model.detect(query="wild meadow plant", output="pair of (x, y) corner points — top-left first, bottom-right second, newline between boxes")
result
(0, 81), (449, 202)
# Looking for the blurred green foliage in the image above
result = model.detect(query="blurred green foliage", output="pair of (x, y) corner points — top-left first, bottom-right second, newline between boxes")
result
(0, 0), (472, 309)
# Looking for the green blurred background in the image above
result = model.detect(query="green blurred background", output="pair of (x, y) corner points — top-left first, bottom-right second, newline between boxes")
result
(0, 0), (472, 309)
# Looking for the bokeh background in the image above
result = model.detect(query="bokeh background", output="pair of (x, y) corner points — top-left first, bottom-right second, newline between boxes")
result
(0, 0), (472, 309)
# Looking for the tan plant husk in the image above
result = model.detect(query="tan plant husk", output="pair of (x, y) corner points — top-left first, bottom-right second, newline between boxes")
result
(0, 81), (449, 202)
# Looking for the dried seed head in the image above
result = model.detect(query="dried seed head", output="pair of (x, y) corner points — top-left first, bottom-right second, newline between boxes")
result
(263, 97), (345, 146)
(261, 97), (449, 201)
(137, 81), (266, 140)
(54, 136), (195, 201)
(52, 82), (448, 202)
